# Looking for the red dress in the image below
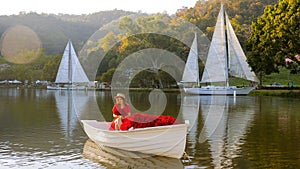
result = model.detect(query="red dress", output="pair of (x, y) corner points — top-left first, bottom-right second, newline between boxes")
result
(110, 104), (130, 130)
(112, 104), (130, 117)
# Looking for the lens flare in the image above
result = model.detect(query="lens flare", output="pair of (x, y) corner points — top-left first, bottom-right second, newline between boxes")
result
(0, 25), (42, 64)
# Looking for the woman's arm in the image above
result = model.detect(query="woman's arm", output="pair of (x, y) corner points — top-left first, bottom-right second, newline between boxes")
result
(112, 104), (121, 116)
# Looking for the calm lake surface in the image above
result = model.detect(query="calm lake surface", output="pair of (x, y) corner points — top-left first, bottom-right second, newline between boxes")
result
(0, 88), (300, 169)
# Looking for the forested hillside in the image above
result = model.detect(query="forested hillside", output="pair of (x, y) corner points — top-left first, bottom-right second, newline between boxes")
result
(176, 0), (278, 46)
(79, 0), (280, 85)
(0, 0), (279, 56)
(0, 10), (135, 54)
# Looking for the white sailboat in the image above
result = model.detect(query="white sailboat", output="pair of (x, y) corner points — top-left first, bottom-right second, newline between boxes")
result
(47, 40), (89, 90)
(182, 4), (258, 95)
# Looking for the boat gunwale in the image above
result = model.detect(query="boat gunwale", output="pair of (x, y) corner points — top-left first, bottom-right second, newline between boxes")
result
(81, 120), (188, 133)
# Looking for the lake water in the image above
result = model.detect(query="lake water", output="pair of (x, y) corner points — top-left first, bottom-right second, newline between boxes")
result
(0, 88), (300, 168)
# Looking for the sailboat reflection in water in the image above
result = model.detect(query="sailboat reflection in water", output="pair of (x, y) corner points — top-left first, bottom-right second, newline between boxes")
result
(53, 91), (78, 138)
(52, 90), (101, 138)
(180, 95), (255, 168)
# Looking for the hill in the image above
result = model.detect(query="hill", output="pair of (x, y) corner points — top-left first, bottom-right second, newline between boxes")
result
(0, 10), (135, 55)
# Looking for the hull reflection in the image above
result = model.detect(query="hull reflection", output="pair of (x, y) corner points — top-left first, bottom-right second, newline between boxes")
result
(82, 139), (184, 169)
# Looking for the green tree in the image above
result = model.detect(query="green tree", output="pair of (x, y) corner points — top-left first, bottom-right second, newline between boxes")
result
(100, 68), (116, 82)
(118, 16), (141, 35)
(42, 54), (61, 81)
(100, 32), (119, 52)
(246, 0), (300, 86)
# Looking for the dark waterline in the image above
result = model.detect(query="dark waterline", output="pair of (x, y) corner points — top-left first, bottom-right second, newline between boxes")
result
(0, 88), (300, 168)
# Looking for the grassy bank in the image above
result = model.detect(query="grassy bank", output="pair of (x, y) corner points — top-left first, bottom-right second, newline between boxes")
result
(250, 89), (300, 98)
(262, 67), (300, 87)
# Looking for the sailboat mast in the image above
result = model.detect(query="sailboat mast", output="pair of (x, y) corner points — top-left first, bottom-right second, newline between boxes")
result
(195, 32), (200, 87)
(68, 40), (72, 84)
(223, 4), (230, 87)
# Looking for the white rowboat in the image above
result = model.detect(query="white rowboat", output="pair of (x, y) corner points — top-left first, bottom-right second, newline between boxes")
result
(81, 120), (189, 159)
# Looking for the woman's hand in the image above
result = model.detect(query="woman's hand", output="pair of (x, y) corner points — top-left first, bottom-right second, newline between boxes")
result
(125, 112), (131, 118)
(113, 114), (122, 118)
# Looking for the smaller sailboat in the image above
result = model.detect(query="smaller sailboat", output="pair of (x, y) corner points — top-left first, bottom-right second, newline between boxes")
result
(47, 40), (89, 90)
(181, 4), (259, 95)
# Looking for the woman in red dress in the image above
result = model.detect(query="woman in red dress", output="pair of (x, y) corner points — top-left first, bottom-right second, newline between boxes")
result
(111, 93), (130, 130)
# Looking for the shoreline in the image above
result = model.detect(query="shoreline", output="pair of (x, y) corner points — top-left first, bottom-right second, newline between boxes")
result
(249, 89), (300, 97)
(1, 85), (299, 97)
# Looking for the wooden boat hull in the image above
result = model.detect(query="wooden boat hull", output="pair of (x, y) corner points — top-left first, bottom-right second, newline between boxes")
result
(184, 86), (255, 95)
(81, 120), (189, 159)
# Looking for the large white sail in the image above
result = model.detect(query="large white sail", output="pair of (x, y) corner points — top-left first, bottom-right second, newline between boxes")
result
(201, 5), (258, 84)
(201, 5), (227, 84)
(226, 13), (259, 82)
(70, 42), (90, 83)
(55, 40), (89, 84)
(181, 33), (199, 85)
(55, 41), (71, 83)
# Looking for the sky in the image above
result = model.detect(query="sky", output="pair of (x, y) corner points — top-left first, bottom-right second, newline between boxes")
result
(0, 0), (198, 16)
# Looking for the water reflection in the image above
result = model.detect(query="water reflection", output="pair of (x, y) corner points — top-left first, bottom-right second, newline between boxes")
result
(48, 90), (106, 138)
(82, 139), (184, 169)
(1, 89), (300, 168)
(128, 90), (180, 117)
(180, 95), (256, 168)
(52, 90), (78, 138)
(0, 89), (99, 168)
(180, 95), (200, 153)
(72, 91), (104, 121)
